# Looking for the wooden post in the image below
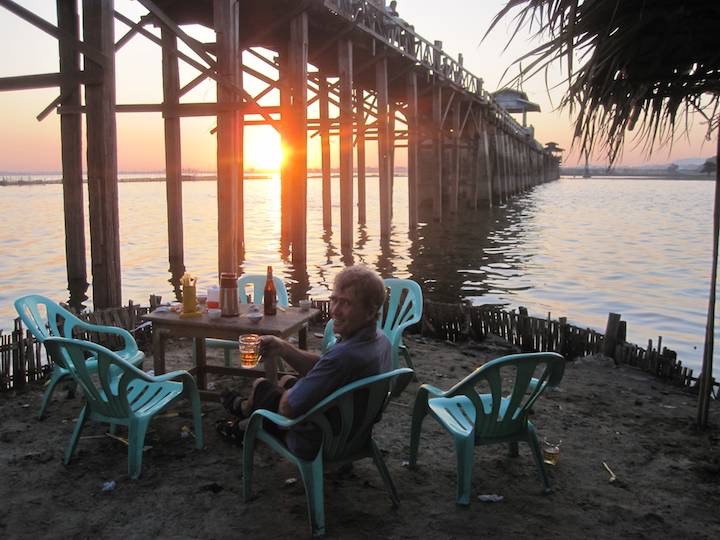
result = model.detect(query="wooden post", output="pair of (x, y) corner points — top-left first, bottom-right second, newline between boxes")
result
(318, 70), (332, 229)
(406, 69), (418, 228)
(432, 81), (443, 221)
(161, 26), (184, 274)
(214, 0), (240, 275)
(83, 0), (121, 308)
(376, 56), (391, 238)
(451, 96), (460, 213)
(279, 48), (292, 252)
(338, 38), (353, 248)
(355, 87), (366, 224)
(603, 312), (622, 359)
(57, 0), (87, 309)
(483, 124), (493, 208)
(289, 12), (308, 262)
(519, 307), (533, 352)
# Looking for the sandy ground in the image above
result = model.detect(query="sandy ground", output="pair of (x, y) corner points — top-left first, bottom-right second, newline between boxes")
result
(1, 326), (719, 539)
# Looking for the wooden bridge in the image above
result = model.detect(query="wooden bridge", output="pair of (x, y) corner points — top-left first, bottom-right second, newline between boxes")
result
(0, 0), (559, 309)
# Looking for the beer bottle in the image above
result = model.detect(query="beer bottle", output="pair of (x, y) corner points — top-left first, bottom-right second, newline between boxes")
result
(263, 265), (277, 315)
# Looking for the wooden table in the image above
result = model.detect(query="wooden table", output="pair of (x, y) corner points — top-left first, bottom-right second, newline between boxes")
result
(143, 305), (319, 400)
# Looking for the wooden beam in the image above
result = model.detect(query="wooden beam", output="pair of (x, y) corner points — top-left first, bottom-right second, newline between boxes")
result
(376, 56), (391, 238)
(406, 69), (418, 228)
(161, 26), (184, 273)
(355, 87), (366, 224)
(432, 81), (443, 221)
(338, 38), (353, 248)
(57, 0), (87, 305)
(214, 0), (241, 275)
(0, 71), (95, 91)
(82, 0), (121, 308)
(319, 70), (332, 230)
(288, 12), (308, 263)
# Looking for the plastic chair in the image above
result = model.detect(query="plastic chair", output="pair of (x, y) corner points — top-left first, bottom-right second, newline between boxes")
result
(203, 274), (289, 366)
(409, 352), (565, 505)
(322, 278), (423, 373)
(44, 336), (203, 479)
(243, 367), (414, 537)
(14, 294), (145, 419)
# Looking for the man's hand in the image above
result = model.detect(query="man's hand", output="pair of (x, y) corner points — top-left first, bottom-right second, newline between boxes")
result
(259, 335), (285, 357)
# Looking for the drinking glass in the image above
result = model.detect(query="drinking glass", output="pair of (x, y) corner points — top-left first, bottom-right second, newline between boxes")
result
(239, 334), (262, 368)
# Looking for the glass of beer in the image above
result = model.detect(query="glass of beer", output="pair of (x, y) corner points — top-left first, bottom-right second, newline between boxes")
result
(542, 439), (561, 466)
(239, 334), (262, 368)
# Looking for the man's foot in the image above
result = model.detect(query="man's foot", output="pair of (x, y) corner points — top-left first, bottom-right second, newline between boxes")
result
(220, 390), (250, 419)
(215, 418), (244, 446)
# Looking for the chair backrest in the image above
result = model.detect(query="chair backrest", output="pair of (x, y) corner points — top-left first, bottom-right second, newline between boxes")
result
(298, 368), (413, 461)
(321, 278), (423, 354)
(237, 275), (289, 307)
(379, 278), (423, 340)
(43, 336), (147, 420)
(14, 294), (84, 343)
(446, 352), (565, 440)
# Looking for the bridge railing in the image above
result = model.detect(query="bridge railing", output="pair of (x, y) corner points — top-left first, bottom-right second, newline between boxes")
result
(323, 0), (535, 142)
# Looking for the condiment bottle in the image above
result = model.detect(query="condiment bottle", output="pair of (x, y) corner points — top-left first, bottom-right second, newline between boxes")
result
(263, 266), (277, 316)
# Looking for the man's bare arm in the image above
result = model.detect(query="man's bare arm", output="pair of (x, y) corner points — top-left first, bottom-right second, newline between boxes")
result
(260, 336), (320, 377)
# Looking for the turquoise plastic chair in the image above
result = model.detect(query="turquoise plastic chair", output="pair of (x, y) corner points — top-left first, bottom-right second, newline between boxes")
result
(409, 352), (565, 505)
(14, 294), (145, 419)
(203, 274), (289, 366)
(322, 278), (423, 373)
(243, 367), (414, 537)
(44, 336), (203, 479)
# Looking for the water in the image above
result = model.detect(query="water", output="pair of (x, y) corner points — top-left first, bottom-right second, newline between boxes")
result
(1, 174), (717, 376)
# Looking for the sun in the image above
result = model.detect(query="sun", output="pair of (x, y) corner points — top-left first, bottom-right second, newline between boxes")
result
(244, 125), (284, 171)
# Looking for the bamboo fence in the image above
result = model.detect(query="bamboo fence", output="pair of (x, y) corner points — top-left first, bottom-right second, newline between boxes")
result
(1, 297), (716, 397)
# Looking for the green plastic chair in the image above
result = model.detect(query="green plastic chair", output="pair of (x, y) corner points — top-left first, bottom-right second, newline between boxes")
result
(14, 294), (145, 419)
(202, 274), (290, 366)
(44, 336), (204, 479)
(243, 367), (414, 537)
(322, 278), (423, 373)
(409, 352), (565, 505)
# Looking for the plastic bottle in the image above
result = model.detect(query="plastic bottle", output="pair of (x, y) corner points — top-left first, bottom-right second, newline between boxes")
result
(263, 266), (277, 316)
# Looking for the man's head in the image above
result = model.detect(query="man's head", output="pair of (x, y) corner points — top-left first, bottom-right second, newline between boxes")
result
(330, 265), (385, 338)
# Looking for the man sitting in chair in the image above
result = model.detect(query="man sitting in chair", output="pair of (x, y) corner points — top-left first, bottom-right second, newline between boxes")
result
(219, 265), (391, 456)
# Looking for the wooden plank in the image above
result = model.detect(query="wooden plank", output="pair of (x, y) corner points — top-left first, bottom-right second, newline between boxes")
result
(432, 81), (443, 221)
(0, 71), (96, 91)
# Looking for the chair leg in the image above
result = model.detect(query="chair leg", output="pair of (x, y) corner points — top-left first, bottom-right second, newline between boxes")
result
(454, 434), (475, 506)
(38, 369), (65, 419)
(409, 393), (429, 467)
(64, 405), (88, 464)
(399, 346), (417, 379)
(297, 454), (325, 538)
(127, 418), (150, 480)
(527, 423), (552, 494)
(370, 440), (400, 507)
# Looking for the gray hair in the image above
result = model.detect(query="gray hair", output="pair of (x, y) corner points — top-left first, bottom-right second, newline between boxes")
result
(334, 265), (385, 320)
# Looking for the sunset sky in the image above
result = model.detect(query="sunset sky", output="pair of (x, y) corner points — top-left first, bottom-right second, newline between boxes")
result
(0, 0), (715, 173)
